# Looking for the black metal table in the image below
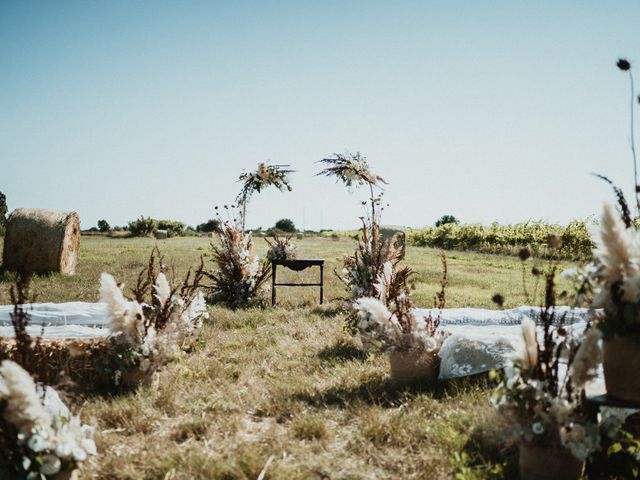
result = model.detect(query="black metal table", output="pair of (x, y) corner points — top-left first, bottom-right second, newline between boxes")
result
(271, 259), (324, 306)
(584, 394), (640, 421)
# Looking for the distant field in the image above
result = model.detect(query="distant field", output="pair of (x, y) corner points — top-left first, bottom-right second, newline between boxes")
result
(0, 236), (582, 479)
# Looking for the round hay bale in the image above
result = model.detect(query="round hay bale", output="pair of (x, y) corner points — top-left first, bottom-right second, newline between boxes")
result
(155, 229), (168, 240)
(2, 208), (80, 275)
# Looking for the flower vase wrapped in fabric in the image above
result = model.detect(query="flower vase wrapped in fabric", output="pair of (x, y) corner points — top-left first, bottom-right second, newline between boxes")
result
(590, 200), (640, 402)
(354, 261), (448, 384)
(491, 266), (608, 480)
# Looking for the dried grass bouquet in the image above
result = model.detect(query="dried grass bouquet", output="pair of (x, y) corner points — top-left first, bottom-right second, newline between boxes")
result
(265, 233), (297, 262)
(317, 152), (407, 301)
(354, 260), (448, 358)
(588, 180), (640, 341)
(236, 162), (293, 229)
(99, 248), (208, 387)
(491, 269), (601, 462)
(205, 205), (271, 308)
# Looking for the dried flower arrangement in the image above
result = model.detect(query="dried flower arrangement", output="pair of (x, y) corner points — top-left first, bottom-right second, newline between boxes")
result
(0, 276), (96, 478)
(98, 248), (208, 388)
(317, 152), (386, 189)
(265, 233), (297, 262)
(489, 248), (631, 478)
(491, 274), (600, 477)
(317, 153), (408, 301)
(589, 201), (639, 338)
(236, 162), (293, 230)
(354, 255), (448, 355)
(205, 206), (271, 308)
(0, 360), (97, 478)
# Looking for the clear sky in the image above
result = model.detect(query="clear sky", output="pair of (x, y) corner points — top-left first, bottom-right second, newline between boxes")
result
(1, 1), (639, 231)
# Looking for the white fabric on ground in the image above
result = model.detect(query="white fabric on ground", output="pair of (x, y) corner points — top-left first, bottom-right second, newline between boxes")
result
(0, 302), (109, 339)
(415, 306), (597, 380)
(0, 303), (597, 378)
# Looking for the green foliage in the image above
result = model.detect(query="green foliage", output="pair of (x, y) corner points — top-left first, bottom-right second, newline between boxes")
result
(451, 452), (505, 480)
(128, 216), (158, 237)
(274, 218), (296, 233)
(0, 191), (7, 235)
(97, 219), (110, 232)
(157, 219), (186, 237)
(435, 214), (459, 227)
(127, 217), (186, 237)
(408, 220), (593, 259)
(196, 219), (220, 233)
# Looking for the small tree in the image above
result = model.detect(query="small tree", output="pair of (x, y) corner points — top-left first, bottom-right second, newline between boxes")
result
(435, 215), (459, 227)
(128, 216), (157, 237)
(0, 191), (7, 227)
(97, 219), (110, 232)
(196, 219), (220, 233)
(274, 218), (296, 233)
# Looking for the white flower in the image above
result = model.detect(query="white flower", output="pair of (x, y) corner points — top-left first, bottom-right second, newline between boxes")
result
(55, 440), (73, 459)
(0, 360), (51, 434)
(72, 445), (88, 462)
(154, 272), (171, 309)
(180, 291), (209, 330)
(27, 433), (48, 452)
(354, 297), (393, 330)
(100, 272), (145, 343)
(570, 328), (602, 388)
(595, 203), (640, 288)
(40, 454), (61, 475)
(80, 437), (97, 456)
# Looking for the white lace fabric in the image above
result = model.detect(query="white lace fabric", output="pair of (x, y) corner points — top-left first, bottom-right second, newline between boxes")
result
(415, 306), (596, 380)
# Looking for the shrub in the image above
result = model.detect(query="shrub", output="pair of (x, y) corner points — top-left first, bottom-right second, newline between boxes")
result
(408, 221), (593, 259)
(128, 216), (157, 237)
(196, 219), (220, 233)
(97, 219), (110, 232)
(274, 218), (296, 233)
(157, 220), (186, 238)
(0, 191), (7, 235)
(435, 215), (459, 227)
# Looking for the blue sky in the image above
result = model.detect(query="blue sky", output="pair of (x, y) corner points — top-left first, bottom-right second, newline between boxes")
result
(1, 1), (639, 230)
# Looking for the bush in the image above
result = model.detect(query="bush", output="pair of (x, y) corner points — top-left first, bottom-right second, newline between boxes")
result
(0, 191), (6, 227)
(435, 215), (459, 227)
(157, 220), (186, 238)
(408, 220), (593, 259)
(274, 218), (296, 233)
(97, 219), (110, 232)
(128, 216), (158, 237)
(196, 219), (220, 233)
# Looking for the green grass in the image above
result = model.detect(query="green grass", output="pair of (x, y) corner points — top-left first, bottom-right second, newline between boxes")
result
(0, 236), (580, 479)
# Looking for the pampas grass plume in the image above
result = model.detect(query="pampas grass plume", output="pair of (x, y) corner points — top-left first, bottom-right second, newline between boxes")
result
(521, 318), (538, 369)
(0, 360), (51, 434)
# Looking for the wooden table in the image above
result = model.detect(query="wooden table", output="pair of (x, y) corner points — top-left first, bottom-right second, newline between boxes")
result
(271, 259), (324, 306)
(584, 394), (640, 421)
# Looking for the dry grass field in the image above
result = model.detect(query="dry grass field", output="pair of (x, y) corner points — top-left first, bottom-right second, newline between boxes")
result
(0, 236), (578, 479)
